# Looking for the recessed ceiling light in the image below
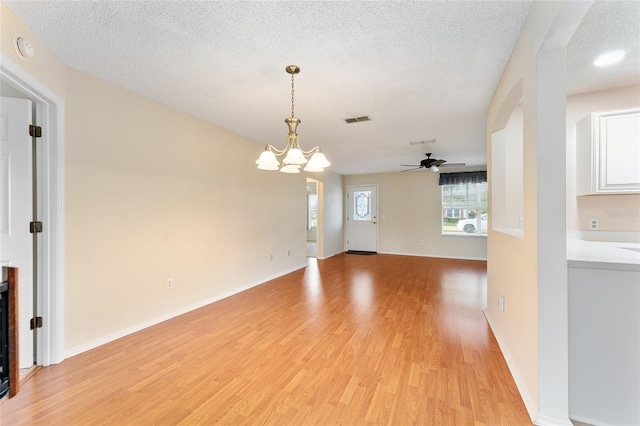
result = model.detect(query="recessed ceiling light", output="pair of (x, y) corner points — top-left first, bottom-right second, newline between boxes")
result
(593, 50), (626, 67)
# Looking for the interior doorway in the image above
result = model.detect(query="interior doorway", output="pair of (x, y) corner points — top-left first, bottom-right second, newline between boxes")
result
(1, 56), (65, 369)
(0, 96), (36, 372)
(306, 179), (318, 258)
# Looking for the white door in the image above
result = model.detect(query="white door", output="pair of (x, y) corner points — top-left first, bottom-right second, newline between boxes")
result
(1, 97), (34, 368)
(347, 185), (378, 252)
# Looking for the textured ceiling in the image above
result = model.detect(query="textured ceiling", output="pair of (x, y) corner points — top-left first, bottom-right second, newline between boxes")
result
(566, 0), (640, 96)
(3, 1), (637, 175)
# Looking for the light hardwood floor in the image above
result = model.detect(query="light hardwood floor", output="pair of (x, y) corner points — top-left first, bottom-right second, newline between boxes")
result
(1, 254), (531, 425)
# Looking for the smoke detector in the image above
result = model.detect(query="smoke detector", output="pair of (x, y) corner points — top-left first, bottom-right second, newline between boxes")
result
(13, 35), (35, 59)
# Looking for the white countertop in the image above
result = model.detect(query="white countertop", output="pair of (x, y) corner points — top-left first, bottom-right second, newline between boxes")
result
(567, 239), (640, 272)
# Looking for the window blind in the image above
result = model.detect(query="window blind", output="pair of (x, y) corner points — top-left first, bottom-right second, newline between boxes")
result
(438, 171), (487, 186)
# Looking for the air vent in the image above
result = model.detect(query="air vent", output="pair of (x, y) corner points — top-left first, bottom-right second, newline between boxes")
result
(409, 139), (436, 146)
(344, 115), (371, 124)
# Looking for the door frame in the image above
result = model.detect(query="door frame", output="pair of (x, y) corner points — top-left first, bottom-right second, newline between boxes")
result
(345, 184), (379, 252)
(1, 54), (66, 366)
(1, 96), (35, 368)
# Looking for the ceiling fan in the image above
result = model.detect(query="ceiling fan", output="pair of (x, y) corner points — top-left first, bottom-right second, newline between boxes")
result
(400, 153), (465, 172)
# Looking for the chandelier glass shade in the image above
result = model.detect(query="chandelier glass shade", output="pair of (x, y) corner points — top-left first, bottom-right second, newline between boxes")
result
(256, 65), (330, 173)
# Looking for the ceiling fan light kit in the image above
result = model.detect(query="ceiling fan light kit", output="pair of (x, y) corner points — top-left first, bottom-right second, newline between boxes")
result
(255, 65), (330, 174)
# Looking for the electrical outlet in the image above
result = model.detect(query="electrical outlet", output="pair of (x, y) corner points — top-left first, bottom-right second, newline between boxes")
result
(270, 254), (273, 262)
(167, 278), (174, 289)
(419, 240), (424, 245)
(589, 218), (599, 230)
(288, 250), (291, 256)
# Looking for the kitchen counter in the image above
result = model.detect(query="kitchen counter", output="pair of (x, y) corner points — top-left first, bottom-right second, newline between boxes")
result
(567, 239), (640, 271)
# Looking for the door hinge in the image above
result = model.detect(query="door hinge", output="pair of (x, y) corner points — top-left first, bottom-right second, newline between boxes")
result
(30, 221), (43, 233)
(29, 125), (42, 138)
(30, 317), (43, 330)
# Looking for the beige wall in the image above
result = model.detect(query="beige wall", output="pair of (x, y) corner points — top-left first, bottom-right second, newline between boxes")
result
(567, 85), (640, 232)
(1, 3), (65, 97)
(64, 68), (341, 352)
(485, 1), (561, 420)
(344, 171), (487, 260)
(2, 3), (345, 355)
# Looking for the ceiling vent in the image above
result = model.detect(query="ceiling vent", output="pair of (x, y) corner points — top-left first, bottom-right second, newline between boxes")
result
(344, 115), (371, 124)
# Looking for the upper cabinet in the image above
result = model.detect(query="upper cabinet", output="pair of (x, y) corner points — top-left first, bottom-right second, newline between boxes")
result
(576, 107), (640, 195)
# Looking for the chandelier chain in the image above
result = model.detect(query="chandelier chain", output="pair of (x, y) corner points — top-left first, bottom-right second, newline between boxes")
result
(291, 73), (295, 118)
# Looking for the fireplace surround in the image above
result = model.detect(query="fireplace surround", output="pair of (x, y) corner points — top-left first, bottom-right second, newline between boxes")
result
(0, 272), (9, 398)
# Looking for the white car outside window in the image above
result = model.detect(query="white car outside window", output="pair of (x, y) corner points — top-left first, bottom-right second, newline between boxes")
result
(457, 214), (487, 233)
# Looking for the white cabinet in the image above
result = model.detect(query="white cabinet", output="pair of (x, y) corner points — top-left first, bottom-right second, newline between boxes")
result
(568, 265), (640, 426)
(576, 107), (640, 195)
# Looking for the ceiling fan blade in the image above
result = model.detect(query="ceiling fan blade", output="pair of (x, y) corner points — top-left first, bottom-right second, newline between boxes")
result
(440, 163), (466, 168)
(401, 167), (423, 172)
(432, 160), (446, 166)
(400, 164), (422, 167)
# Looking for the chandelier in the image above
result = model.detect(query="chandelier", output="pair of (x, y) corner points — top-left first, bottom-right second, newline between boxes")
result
(255, 65), (330, 173)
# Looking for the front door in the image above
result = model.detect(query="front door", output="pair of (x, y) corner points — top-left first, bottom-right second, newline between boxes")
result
(0, 97), (34, 369)
(347, 185), (378, 252)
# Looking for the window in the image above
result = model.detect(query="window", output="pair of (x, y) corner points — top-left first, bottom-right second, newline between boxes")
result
(441, 182), (487, 235)
(352, 190), (372, 221)
(444, 209), (463, 218)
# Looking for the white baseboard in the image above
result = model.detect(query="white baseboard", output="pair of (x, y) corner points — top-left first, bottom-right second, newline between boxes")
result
(379, 251), (487, 261)
(65, 263), (307, 358)
(483, 310), (538, 423)
(485, 312), (573, 426)
(317, 250), (344, 260)
(535, 415), (574, 426)
(569, 414), (611, 426)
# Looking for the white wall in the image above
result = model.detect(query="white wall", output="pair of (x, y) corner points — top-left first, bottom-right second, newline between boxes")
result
(344, 171), (487, 260)
(567, 85), (640, 233)
(492, 103), (524, 232)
